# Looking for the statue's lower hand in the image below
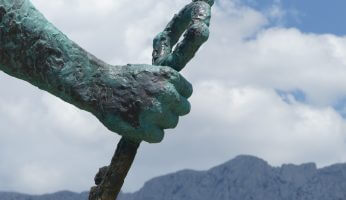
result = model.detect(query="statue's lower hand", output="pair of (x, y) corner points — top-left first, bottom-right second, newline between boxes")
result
(84, 64), (192, 143)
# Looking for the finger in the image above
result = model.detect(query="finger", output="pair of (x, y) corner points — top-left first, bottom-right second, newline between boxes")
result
(152, 0), (212, 70)
(160, 67), (193, 98)
(191, 1), (212, 26)
(156, 109), (179, 129)
(140, 125), (165, 144)
(164, 87), (191, 116)
(152, 32), (172, 66)
(172, 95), (191, 116)
(168, 22), (210, 71)
(133, 99), (168, 143)
(160, 82), (191, 116)
(173, 73), (193, 98)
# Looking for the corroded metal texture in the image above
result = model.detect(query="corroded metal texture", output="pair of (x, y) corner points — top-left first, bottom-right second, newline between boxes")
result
(88, 1), (213, 199)
(152, 0), (212, 71)
(89, 137), (140, 200)
(0, 0), (194, 143)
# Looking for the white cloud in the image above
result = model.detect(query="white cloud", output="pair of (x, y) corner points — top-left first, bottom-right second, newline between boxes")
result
(1, 0), (346, 195)
(188, 27), (346, 106)
(187, 82), (346, 167)
(0, 76), (117, 193)
(17, 164), (63, 193)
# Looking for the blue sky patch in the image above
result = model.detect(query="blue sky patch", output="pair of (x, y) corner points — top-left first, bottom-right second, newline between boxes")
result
(239, 0), (346, 36)
(276, 89), (306, 104)
(333, 98), (346, 118)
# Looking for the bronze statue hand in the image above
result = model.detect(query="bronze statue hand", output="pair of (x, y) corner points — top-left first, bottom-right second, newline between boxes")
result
(0, 0), (197, 143)
(85, 64), (192, 143)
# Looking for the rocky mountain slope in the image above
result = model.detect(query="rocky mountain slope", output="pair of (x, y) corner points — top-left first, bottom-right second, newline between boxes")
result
(1, 155), (346, 200)
(0, 191), (89, 200)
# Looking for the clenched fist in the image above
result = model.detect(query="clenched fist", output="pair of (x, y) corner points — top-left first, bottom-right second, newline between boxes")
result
(82, 64), (192, 143)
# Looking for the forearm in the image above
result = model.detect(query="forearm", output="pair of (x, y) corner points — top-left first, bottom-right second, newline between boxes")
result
(0, 0), (113, 112)
(0, 0), (195, 143)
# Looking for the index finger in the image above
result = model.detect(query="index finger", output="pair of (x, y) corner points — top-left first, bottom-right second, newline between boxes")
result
(170, 71), (193, 98)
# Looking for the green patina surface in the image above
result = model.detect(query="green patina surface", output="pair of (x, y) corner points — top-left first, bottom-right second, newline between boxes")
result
(0, 0), (212, 143)
(152, 0), (213, 71)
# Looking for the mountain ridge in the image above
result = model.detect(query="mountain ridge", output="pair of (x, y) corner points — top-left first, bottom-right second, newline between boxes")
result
(1, 155), (346, 200)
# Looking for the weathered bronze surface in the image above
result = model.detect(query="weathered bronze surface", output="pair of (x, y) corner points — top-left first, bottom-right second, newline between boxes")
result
(0, 0), (209, 143)
(153, 0), (213, 71)
(89, 137), (140, 200)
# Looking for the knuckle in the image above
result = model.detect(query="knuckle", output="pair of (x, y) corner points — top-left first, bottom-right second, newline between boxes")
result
(146, 126), (164, 143)
(174, 96), (191, 116)
(156, 113), (179, 130)
(160, 66), (179, 80)
(165, 85), (182, 105)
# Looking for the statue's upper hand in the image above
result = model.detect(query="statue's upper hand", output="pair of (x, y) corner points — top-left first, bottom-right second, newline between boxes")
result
(84, 64), (192, 143)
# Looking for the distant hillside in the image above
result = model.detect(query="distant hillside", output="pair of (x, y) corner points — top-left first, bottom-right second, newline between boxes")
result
(0, 191), (89, 200)
(1, 155), (346, 200)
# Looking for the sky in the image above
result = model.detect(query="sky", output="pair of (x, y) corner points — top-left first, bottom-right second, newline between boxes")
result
(1, 0), (346, 195)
